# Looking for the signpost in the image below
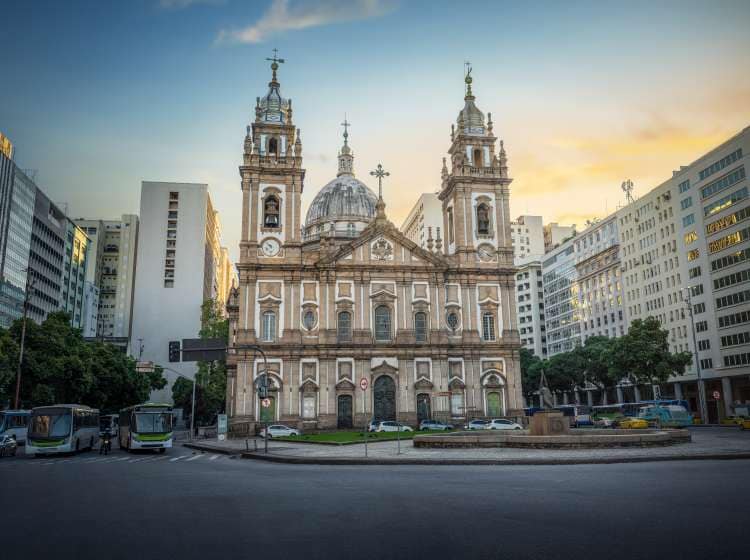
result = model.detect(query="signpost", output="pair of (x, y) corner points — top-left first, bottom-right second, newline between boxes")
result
(713, 391), (722, 424)
(360, 378), (369, 458)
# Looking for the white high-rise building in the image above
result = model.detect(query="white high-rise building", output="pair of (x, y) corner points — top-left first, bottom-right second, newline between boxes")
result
(401, 193), (444, 249)
(544, 222), (576, 252)
(510, 215), (545, 263)
(130, 182), (234, 403)
(515, 259), (546, 357)
(75, 214), (139, 345)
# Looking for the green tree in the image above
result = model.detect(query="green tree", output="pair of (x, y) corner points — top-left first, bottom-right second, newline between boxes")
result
(610, 317), (692, 385)
(172, 299), (228, 425)
(579, 336), (618, 389)
(545, 346), (586, 393)
(519, 348), (544, 402)
(0, 311), (165, 410)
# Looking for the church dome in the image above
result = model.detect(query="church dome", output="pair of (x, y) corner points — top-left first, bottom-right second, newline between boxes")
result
(305, 175), (378, 229)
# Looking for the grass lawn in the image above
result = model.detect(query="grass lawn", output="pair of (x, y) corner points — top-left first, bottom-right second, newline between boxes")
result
(276, 429), (455, 445)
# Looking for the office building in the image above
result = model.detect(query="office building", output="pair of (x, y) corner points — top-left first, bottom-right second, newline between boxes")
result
(544, 222), (576, 252)
(515, 259), (546, 357)
(401, 193), (444, 249)
(510, 215), (545, 262)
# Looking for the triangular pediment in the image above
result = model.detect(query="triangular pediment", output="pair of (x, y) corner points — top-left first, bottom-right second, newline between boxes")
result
(317, 218), (447, 268)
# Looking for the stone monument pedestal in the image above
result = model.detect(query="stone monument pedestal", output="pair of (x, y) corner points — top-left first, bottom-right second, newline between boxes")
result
(529, 410), (569, 436)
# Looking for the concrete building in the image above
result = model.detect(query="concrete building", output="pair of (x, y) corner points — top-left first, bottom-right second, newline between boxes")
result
(27, 184), (67, 324)
(510, 215), (545, 262)
(542, 241), (580, 356)
(515, 259), (546, 357)
(82, 281), (99, 337)
(544, 222), (576, 252)
(131, 182), (232, 403)
(401, 193), (444, 249)
(0, 144), (35, 328)
(226, 62), (522, 433)
(75, 215), (139, 345)
(60, 221), (90, 329)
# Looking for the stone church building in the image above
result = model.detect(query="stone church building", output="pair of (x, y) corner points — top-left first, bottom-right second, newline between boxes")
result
(225, 59), (522, 431)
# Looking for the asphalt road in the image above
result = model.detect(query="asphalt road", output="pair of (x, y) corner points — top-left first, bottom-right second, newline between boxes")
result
(0, 446), (747, 560)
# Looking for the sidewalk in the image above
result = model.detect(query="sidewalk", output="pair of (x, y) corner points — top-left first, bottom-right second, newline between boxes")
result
(184, 428), (750, 465)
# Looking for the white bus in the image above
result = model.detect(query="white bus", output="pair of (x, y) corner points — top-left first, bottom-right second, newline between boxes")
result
(26, 405), (100, 456)
(118, 403), (173, 453)
(0, 410), (31, 444)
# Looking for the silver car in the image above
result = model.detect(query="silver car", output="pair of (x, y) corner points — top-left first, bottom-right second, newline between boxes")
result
(259, 425), (300, 438)
(486, 419), (523, 430)
(464, 419), (490, 430)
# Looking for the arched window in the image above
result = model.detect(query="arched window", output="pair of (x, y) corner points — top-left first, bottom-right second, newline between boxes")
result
(447, 208), (454, 244)
(482, 312), (496, 341)
(473, 148), (482, 166)
(268, 137), (278, 155)
(264, 195), (280, 228)
(262, 311), (276, 342)
(337, 311), (352, 341)
(476, 203), (491, 235)
(374, 305), (391, 341)
(414, 312), (427, 343)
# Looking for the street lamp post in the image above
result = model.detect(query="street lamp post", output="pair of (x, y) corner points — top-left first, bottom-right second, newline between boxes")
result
(682, 289), (709, 424)
(155, 365), (198, 441)
(13, 275), (36, 409)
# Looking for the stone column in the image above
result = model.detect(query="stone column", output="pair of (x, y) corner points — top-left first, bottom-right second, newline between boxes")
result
(722, 377), (734, 418)
(552, 392), (558, 406)
(563, 392), (569, 405)
(616, 385), (624, 403)
(586, 391), (593, 407)
(634, 385), (642, 402)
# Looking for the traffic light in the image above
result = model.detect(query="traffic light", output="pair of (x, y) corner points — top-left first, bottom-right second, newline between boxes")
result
(168, 340), (181, 362)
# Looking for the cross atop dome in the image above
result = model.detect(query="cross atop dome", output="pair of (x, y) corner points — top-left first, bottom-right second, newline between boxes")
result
(256, 48), (291, 125)
(266, 48), (285, 84)
(337, 115), (354, 176)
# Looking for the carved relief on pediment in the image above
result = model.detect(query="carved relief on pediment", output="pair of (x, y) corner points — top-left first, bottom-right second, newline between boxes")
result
(259, 282), (282, 299)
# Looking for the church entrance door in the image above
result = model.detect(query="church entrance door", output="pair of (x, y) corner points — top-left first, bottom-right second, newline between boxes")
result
(417, 393), (431, 424)
(373, 376), (396, 421)
(337, 395), (353, 429)
(259, 396), (276, 424)
(486, 392), (503, 417)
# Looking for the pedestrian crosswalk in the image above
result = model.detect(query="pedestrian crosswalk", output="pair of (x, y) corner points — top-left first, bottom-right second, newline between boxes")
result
(0, 450), (235, 470)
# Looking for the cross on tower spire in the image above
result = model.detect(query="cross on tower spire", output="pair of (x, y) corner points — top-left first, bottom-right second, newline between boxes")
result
(464, 61), (473, 97)
(341, 115), (350, 146)
(266, 48), (285, 83)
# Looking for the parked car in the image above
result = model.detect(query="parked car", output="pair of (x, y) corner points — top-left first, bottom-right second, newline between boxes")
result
(375, 421), (413, 433)
(464, 419), (490, 430)
(367, 420), (380, 433)
(594, 417), (615, 428)
(419, 420), (453, 431)
(0, 434), (18, 457)
(259, 425), (300, 438)
(486, 419), (522, 430)
(618, 417), (649, 429)
(741, 418), (750, 431)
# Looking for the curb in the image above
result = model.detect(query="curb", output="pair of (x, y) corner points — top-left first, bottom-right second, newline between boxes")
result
(183, 442), (244, 456)
(239, 451), (750, 466)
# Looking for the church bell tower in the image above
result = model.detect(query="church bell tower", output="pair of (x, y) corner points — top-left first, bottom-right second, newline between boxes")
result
(239, 52), (305, 263)
(438, 65), (513, 267)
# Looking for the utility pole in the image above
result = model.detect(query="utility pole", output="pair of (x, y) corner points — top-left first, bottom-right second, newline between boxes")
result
(683, 289), (709, 424)
(14, 275), (36, 409)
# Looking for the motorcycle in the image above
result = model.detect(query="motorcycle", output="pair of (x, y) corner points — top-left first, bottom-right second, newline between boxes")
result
(100, 430), (112, 455)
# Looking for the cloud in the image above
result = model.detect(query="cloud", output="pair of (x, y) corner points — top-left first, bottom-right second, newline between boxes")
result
(217, 0), (396, 44)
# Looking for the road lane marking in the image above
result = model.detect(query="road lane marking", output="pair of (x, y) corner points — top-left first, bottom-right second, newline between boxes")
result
(169, 455), (190, 462)
(209, 455), (220, 461)
(185, 454), (204, 462)
(127, 457), (150, 463)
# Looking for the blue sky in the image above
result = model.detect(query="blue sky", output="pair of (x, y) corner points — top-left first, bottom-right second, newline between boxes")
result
(2, 0), (749, 259)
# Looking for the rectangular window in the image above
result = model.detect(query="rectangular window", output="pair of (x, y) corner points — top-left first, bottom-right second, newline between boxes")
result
(704, 187), (748, 217)
(708, 226), (750, 254)
(701, 166), (746, 200)
(690, 284), (704, 296)
(699, 149), (743, 181)
(723, 352), (750, 367)
(164, 279), (174, 288)
(688, 266), (701, 279)
(302, 395), (316, 419)
(700, 358), (713, 369)
(697, 339), (710, 351)
(718, 310), (750, 329)
(715, 289), (750, 310)
(720, 331), (750, 348)
(714, 269), (750, 291)
(705, 206), (750, 236)
(678, 179), (690, 193)
(687, 249), (699, 261)
(711, 248), (750, 272)
(682, 214), (695, 227)
(694, 302), (706, 314)
(680, 197), (693, 210)
(695, 320), (708, 332)
(684, 231), (698, 245)
(451, 393), (464, 416)
(262, 312), (276, 342)
(482, 313), (496, 341)
(169, 191), (179, 200)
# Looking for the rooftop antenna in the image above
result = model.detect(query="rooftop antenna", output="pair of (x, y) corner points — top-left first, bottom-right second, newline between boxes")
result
(621, 179), (634, 205)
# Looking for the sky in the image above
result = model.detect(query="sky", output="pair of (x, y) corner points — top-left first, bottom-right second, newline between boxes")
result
(2, 0), (749, 261)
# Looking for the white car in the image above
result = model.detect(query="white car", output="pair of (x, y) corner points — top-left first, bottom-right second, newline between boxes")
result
(464, 419), (490, 430)
(259, 425), (300, 438)
(486, 419), (523, 430)
(375, 421), (413, 433)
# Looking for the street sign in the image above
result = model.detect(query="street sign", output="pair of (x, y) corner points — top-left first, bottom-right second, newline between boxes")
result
(359, 378), (369, 391)
(217, 414), (228, 434)
(261, 398), (272, 408)
(712, 390), (721, 400)
(135, 361), (155, 374)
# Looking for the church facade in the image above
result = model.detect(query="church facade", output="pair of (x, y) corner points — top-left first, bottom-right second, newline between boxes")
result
(225, 59), (522, 432)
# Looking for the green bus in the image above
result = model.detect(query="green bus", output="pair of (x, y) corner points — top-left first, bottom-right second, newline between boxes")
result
(118, 403), (173, 453)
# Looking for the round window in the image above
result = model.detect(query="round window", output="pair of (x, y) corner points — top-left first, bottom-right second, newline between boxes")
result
(446, 311), (459, 330)
(303, 310), (316, 330)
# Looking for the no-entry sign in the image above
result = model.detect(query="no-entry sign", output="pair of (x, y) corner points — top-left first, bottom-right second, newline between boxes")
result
(360, 378), (369, 391)
(261, 398), (272, 408)
(712, 390), (721, 400)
